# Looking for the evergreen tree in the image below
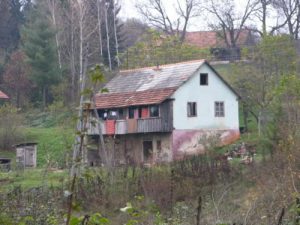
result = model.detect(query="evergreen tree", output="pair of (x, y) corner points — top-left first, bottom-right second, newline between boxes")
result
(22, 1), (61, 108)
(0, 0), (30, 52)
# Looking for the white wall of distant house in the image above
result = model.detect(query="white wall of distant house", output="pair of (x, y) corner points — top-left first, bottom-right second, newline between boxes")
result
(171, 63), (239, 130)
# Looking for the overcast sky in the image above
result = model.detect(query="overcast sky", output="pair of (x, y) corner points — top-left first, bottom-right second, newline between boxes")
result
(119, 0), (280, 32)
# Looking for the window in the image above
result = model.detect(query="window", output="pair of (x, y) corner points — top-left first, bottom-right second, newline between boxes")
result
(119, 108), (125, 119)
(149, 105), (159, 117)
(200, 73), (208, 85)
(138, 107), (142, 118)
(187, 102), (197, 117)
(215, 101), (225, 117)
(128, 107), (135, 119)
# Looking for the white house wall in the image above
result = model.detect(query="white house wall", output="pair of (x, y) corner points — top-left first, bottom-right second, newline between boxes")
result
(171, 63), (240, 159)
(171, 63), (239, 130)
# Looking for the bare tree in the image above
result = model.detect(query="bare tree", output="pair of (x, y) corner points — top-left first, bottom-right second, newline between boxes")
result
(206, 0), (258, 48)
(97, 0), (103, 56)
(136, 0), (202, 42)
(252, 0), (284, 36)
(104, 1), (112, 70)
(273, 0), (300, 39)
(113, 0), (120, 67)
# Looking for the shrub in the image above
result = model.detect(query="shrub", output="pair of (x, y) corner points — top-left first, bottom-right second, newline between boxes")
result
(0, 104), (24, 150)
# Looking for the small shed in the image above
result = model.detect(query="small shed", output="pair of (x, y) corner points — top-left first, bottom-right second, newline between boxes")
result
(15, 142), (38, 168)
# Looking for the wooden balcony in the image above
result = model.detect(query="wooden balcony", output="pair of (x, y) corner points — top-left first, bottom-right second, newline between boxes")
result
(87, 118), (106, 135)
(88, 117), (172, 135)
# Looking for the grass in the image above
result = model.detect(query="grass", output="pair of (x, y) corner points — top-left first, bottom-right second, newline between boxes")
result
(213, 63), (235, 82)
(23, 127), (74, 168)
(0, 168), (67, 193)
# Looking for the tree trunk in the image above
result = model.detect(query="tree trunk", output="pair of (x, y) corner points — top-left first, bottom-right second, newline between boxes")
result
(97, 0), (103, 56)
(48, 0), (62, 70)
(70, 4), (76, 103)
(42, 86), (47, 110)
(113, 2), (120, 67)
(105, 3), (112, 70)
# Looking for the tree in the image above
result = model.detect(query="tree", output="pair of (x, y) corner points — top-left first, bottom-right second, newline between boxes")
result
(122, 18), (149, 48)
(3, 50), (31, 108)
(136, 0), (202, 42)
(0, 0), (25, 52)
(99, 0), (123, 69)
(273, 0), (300, 39)
(206, 0), (258, 58)
(121, 29), (210, 69)
(22, 1), (61, 108)
(232, 35), (297, 134)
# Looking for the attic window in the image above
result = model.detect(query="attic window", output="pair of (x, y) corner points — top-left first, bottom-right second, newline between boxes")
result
(200, 73), (208, 85)
(187, 102), (197, 117)
(215, 101), (225, 117)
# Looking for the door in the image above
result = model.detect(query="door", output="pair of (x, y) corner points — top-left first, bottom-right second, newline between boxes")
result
(143, 141), (153, 163)
(25, 147), (35, 167)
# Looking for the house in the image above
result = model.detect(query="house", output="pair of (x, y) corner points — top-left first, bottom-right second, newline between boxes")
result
(0, 90), (9, 100)
(88, 60), (240, 165)
(185, 30), (256, 60)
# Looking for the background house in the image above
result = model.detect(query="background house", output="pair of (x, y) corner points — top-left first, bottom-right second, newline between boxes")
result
(88, 60), (240, 165)
(185, 30), (257, 60)
(0, 90), (9, 101)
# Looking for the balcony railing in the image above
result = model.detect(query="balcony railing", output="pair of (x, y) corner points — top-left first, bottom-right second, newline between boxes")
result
(87, 117), (172, 135)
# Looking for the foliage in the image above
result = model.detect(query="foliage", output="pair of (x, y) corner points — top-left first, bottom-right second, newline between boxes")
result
(0, 0), (29, 53)
(0, 104), (24, 150)
(24, 127), (73, 168)
(232, 35), (297, 133)
(120, 29), (211, 69)
(3, 50), (31, 107)
(21, 1), (61, 108)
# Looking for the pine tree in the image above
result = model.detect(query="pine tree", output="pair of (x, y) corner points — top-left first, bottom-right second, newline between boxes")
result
(22, 1), (61, 108)
(0, 0), (30, 53)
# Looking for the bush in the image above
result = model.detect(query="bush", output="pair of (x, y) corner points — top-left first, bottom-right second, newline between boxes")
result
(0, 104), (24, 150)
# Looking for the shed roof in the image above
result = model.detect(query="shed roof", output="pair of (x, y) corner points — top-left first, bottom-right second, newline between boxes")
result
(95, 60), (239, 109)
(0, 90), (9, 99)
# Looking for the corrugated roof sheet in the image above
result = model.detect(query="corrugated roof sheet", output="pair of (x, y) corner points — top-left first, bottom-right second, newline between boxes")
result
(0, 91), (9, 99)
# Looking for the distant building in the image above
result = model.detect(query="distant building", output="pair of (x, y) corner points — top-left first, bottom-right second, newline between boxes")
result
(88, 60), (240, 165)
(185, 30), (256, 60)
(0, 90), (9, 100)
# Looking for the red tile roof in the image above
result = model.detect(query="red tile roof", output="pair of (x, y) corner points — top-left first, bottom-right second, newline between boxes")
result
(185, 30), (252, 49)
(0, 91), (9, 99)
(95, 88), (176, 109)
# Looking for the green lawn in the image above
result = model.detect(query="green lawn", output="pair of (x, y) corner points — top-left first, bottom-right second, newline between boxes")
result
(24, 127), (74, 168)
(0, 168), (67, 193)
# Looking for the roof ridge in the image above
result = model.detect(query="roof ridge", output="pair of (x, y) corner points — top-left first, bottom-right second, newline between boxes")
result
(96, 87), (177, 96)
(119, 59), (206, 74)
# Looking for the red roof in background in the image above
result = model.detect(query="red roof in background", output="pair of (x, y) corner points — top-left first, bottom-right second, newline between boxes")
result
(95, 88), (176, 109)
(0, 91), (9, 99)
(185, 30), (252, 49)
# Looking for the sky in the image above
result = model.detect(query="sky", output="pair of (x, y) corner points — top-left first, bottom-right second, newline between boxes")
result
(119, 0), (280, 32)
